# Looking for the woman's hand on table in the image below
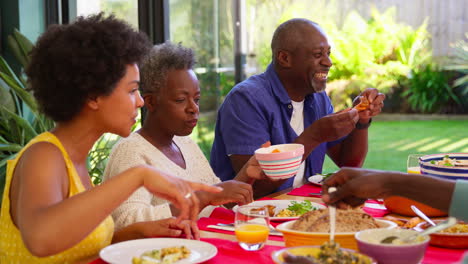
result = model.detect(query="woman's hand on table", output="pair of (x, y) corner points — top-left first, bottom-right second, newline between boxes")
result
(113, 217), (200, 243)
(136, 218), (200, 240)
(196, 180), (253, 207)
(321, 167), (395, 208)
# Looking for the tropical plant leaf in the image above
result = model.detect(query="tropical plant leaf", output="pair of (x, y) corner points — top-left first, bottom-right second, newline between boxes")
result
(0, 105), (37, 140)
(7, 35), (27, 68)
(0, 72), (37, 111)
(0, 143), (22, 152)
(0, 56), (23, 85)
(12, 29), (34, 67)
(0, 79), (15, 112)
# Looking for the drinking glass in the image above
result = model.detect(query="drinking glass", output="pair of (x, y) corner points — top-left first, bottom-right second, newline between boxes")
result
(235, 205), (270, 251)
(407, 154), (425, 174)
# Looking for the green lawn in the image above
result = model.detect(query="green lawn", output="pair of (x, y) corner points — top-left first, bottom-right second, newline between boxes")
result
(192, 119), (468, 173)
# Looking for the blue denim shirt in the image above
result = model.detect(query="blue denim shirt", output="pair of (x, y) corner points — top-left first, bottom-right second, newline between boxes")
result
(210, 64), (343, 191)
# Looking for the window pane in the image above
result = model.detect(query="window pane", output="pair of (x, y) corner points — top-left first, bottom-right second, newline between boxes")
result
(169, 0), (235, 112)
(76, 0), (138, 29)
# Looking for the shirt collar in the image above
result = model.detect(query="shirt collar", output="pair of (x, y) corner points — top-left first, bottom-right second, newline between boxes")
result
(265, 63), (292, 105)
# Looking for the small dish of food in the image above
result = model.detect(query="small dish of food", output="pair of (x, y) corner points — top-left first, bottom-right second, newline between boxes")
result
(414, 219), (468, 248)
(419, 153), (468, 180)
(271, 242), (375, 264)
(307, 173), (333, 186)
(355, 228), (429, 264)
(233, 200), (326, 221)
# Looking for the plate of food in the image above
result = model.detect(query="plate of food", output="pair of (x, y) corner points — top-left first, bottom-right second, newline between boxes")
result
(99, 238), (217, 264)
(233, 200), (326, 221)
(414, 219), (468, 248)
(307, 173), (333, 186)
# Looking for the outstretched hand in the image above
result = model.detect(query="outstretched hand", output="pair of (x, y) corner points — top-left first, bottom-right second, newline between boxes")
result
(142, 165), (223, 222)
(198, 180), (253, 206)
(321, 167), (394, 209)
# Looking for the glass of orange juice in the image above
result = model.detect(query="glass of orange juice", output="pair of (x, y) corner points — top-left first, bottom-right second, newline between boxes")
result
(407, 154), (425, 174)
(235, 205), (270, 251)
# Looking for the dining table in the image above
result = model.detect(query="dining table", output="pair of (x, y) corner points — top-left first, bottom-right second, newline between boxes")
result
(89, 183), (468, 264)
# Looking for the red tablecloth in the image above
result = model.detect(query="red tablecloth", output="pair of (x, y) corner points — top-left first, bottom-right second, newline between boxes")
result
(90, 187), (468, 264)
(89, 238), (467, 264)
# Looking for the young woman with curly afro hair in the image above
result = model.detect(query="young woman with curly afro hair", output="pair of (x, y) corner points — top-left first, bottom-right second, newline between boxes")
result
(0, 13), (221, 264)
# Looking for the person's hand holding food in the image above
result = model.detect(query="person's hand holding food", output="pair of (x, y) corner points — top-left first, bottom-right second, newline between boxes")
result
(353, 88), (386, 122)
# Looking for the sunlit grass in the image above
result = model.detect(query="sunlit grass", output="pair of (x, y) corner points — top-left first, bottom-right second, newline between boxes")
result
(323, 120), (468, 173)
(192, 118), (468, 174)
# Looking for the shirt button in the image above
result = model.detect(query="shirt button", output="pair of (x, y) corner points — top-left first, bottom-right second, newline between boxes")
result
(288, 104), (292, 109)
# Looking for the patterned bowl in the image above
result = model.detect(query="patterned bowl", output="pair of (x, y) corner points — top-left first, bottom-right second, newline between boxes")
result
(254, 144), (304, 180)
(419, 153), (468, 180)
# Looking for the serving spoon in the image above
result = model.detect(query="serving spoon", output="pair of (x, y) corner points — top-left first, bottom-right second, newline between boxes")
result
(381, 217), (457, 244)
(411, 205), (436, 227)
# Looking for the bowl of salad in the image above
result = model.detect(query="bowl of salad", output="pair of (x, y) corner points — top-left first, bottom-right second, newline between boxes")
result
(419, 153), (468, 180)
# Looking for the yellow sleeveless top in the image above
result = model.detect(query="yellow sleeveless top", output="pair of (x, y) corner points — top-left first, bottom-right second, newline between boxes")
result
(0, 132), (114, 264)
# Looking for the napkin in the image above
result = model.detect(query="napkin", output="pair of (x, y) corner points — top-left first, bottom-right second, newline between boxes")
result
(287, 183), (322, 197)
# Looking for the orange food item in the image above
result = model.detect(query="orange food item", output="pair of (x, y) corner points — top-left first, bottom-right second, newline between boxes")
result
(354, 96), (370, 111)
(384, 196), (447, 217)
(271, 148), (281, 153)
(235, 224), (269, 243)
(403, 217), (424, 229)
(382, 216), (406, 227)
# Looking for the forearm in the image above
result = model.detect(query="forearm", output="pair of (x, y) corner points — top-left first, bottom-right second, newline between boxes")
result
(389, 173), (455, 212)
(252, 179), (287, 199)
(112, 222), (145, 243)
(294, 127), (322, 159)
(333, 127), (368, 167)
(20, 166), (146, 256)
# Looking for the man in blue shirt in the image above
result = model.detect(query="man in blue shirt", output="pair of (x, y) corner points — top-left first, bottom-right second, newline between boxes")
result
(210, 18), (385, 198)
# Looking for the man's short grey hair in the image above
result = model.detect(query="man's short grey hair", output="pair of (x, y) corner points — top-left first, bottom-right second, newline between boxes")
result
(271, 18), (319, 63)
(140, 42), (195, 95)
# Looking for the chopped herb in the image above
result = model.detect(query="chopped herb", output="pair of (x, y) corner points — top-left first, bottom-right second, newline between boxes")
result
(287, 200), (316, 215)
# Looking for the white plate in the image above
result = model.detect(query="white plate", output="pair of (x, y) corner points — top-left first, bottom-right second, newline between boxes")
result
(233, 200), (326, 221)
(99, 238), (217, 264)
(307, 175), (324, 185)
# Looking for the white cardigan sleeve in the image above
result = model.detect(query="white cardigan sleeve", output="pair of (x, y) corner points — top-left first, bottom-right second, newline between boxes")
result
(103, 137), (172, 230)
